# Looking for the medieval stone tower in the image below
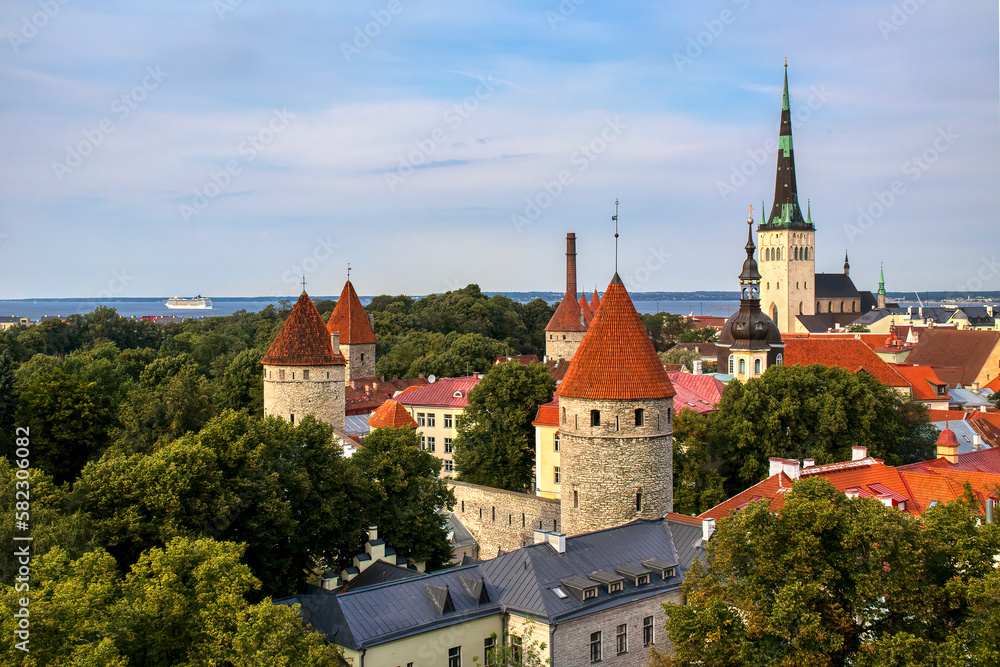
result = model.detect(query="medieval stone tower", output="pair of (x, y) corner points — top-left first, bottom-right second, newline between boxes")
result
(545, 233), (587, 361)
(326, 279), (377, 381)
(556, 273), (676, 536)
(262, 291), (346, 429)
(758, 64), (816, 334)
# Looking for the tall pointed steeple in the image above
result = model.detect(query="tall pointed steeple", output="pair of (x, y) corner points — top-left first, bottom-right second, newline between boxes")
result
(844, 250), (850, 276)
(766, 64), (811, 230)
(878, 264), (886, 309)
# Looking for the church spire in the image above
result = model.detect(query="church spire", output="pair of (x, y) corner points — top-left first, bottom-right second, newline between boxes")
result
(878, 264), (886, 309)
(844, 250), (850, 276)
(739, 207), (762, 300)
(766, 63), (811, 230)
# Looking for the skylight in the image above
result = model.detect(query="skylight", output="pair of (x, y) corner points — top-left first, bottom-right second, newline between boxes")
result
(552, 587), (568, 599)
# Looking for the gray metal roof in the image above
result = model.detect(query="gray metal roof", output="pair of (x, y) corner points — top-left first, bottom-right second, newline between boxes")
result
(815, 273), (861, 299)
(664, 517), (707, 572)
(344, 414), (371, 436)
(481, 519), (683, 623)
(932, 420), (990, 455)
(949, 388), (993, 408)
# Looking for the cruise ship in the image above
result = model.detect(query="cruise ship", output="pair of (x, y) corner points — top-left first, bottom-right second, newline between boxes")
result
(165, 295), (213, 310)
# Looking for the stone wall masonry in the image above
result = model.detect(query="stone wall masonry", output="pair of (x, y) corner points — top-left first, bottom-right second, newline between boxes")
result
(449, 481), (560, 559)
(549, 588), (682, 667)
(546, 331), (585, 361)
(558, 396), (673, 536)
(263, 363), (345, 430)
(340, 341), (376, 380)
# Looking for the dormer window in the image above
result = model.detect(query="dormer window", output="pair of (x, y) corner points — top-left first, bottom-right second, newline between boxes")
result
(609, 582), (622, 593)
(453, 391), (463, 398)
(637, 574), (649, 585)
(584, 588), (597, 599)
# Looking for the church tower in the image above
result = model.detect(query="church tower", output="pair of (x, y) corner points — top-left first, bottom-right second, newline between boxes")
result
(545, 233), (587, 361)
(263, 291), (347, 429)
(877, 265), (887, 309)
(557, 273), (675, 536)
(327, 278), (377, 381)
(758, 64), (816, 334)
(717, 212), (784, 381)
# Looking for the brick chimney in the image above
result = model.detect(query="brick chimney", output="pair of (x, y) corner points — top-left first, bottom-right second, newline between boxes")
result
(565, 233), (577, 299)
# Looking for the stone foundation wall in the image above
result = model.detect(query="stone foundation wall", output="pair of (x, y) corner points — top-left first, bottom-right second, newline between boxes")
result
(449, 481), (560, 559)
(263, 363), (346, 430)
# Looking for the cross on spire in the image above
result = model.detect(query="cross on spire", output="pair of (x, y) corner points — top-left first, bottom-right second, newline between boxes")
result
(612, 198), (620, 272)
(300, 275), (307, 293)
(347, 263), (351, 281)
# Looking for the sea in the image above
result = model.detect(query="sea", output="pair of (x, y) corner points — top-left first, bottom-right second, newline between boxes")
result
(0, 296), (743, 321)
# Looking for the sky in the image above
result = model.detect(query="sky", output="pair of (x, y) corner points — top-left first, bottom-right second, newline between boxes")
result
(1, 1), (997, 299)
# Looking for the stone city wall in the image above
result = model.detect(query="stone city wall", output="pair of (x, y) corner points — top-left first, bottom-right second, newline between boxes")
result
(449, 481), (560, 559)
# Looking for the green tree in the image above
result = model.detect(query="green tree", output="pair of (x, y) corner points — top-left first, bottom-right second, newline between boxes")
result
(452, 360), (555, 491)
(678, 326), (718, 343)
(653, 478), (1000, 667)
(350, 426), (456, 569)
(216, 347), (266, 413)
(14, 367), (115, 484)
(847, 324), (872, 333)
(671, 409), (726, 515)
(0, 538), (342, 666)
(710, 364), (937, 494)
(660, 347), (700, 371)
(0, 351), (17, 457)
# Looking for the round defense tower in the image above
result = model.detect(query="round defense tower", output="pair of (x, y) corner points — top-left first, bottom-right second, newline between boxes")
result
(557, 273), (675, 536)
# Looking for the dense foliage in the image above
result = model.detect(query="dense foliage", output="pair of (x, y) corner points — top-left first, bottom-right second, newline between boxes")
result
(453, 360), (556, 492)
(653, 478), (1000, 667)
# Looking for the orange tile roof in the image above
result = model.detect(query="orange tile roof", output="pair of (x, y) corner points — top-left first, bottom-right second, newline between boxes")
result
(327, 280), (377, 345)
(545, 291), (587, 332)
(558, 274), (675, 400)
(699, 472), (795, 520)
(783, 338), (910, 387)
(663, 511), (702, 526)
(905, 329), (1000, 386)
(367, 399), (418, 429)
(891, 364), (949, 401)
(925, 409), (971, 423)
(984, 376), (1000, 393)
(590, 290), (601, 313)
(262, 293), (344, 366)
(532, 397), (559, 427)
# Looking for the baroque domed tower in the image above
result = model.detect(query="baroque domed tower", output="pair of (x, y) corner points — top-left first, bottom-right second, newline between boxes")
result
(263, 292), (347, 429)
(327, 278), (377, 381)
(717, 213), (784, 381)
(557, 273), (676, 536)
(545, 233), (587, 361)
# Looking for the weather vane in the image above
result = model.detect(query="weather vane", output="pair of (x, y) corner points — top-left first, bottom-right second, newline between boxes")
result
(612, 198), (620, 272)
(301, 275), (307, 292)
(347, 263), (351, 281)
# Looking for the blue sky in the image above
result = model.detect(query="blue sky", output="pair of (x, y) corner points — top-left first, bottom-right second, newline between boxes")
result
(1, 0), (997, 299)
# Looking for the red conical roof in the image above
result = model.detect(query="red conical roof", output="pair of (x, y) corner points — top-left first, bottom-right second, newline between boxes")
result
(590, 290), (601, 312)
(263, 293), (345, 366)
(368, 399), (418, 429)
(579, 294), (594, 325)
(545, 291), (587, 332)
(327, 280), (377, 345)
(558, 274), (675, 400)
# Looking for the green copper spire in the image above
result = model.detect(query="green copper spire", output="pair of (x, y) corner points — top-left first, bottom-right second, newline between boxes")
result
(782, 60), (790, 112)
(806, 199), (812, 224)
(878, 264), (886, 296)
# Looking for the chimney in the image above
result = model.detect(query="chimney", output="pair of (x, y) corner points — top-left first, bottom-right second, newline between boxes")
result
(981, 405), (988, 413)
(973, 434), (983, 451)
(782, 459), (800, 480)
(803, 458), (815, 469)
(547, 532), (566, 554)
(702, 518), (715, 542)
(533, 529), (548, 545)
(986, 498), (995, 524)
(972, 382), (980, 391)
(565, 233), (577, 299)
(330, 331), (340, 350)
(768, 458), (784, 477)
(694, 359), (703, 375)
(368, 525), (378, 541)
(851, 446), (867, 461)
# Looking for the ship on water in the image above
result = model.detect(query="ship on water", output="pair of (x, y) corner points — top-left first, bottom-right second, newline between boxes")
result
(164, 295), (213, 310)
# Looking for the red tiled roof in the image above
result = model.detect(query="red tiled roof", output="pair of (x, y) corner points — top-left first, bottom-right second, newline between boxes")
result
(532, 397), (559, 427)
(699, 472), (795, 520)
(344, 377), (429, 416)
(783, 338), (910, 387)
(262, 293), (344, 366)
(984, 376), (1000, 393)
(496, 355), (540, 366)
(394, 375), (483, 409)
(905, 329), (1000, 386)
(368, 399), (418, 429)
(891, 364), (949, 401)
(663, 511), (702, 526)
(545, 292), (587, 332)
(669, 371), (724, 415)
(327, 280), (377, 345)
(544, 358), (572, 383)
(558, 274), (675, 400)
(590, 290), (601, 313)
(925, 409), (971, 423)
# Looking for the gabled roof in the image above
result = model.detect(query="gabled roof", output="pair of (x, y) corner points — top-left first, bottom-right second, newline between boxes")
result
(367, 400), (418, 429)
(983, 376), (1000, 394)
(262, 293), (345, 366)
(891, 364), (949, 401)
(814, 273), (862, 299)
(394, 376), (482, 409)
(327, 280), (377, 345)
(545, 291), (587, 332)
(905, 329), (1000, 386)
(532, 398), (559, 427)
(783, 338), (910, 387)
(699, 472), (796, 520)
(558, 274), (675, 400)
(481, 519), (682, 623)
(668, 371), (724, 415)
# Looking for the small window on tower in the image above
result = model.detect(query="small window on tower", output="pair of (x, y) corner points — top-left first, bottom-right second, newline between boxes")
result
(591, 410), (600, 427)
(635, 409), (644, 427)
(303, 369), (309, 380)
(290, 414), (294, 424)
(360, 353), (364, 363)
(574, 490), (579, 508)
(279, 370), (285, 380)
